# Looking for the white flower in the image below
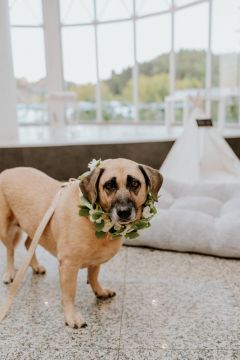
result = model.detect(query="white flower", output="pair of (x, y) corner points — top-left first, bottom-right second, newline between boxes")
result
(96, 217), (103, 224)
(89, 215), (95, 222)
(103, 219), (113, 232)
(142, 206), (152, 219)
(114, 223), (122, 231)
(89, 209), (96, 222)
(122, 224), (132, 237)
(88, 159), (101, 172)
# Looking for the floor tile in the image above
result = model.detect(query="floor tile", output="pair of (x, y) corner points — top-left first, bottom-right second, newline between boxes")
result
(118, 348), (240, 360)
(125, 246), (224, 284)
(120, 248), (240, 350)
(1, 241), (240, 359)
(0, 242), (126, 355)
(3, 346), (119, 360)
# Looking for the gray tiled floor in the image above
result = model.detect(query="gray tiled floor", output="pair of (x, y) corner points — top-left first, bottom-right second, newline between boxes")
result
(1, 242), (240, 360)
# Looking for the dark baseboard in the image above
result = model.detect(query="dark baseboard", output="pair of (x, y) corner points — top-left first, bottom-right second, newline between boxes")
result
(0, 137), (239, 180)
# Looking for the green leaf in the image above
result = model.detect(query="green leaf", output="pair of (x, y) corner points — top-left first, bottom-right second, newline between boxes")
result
(79, 196), (92, 209)
(134, 220), (148, 230)
(95, 221), (104, 231)
(95, 159), (102, 167)
(79, 208), (90, 217)
(125, 231), (139, 239)
(95, 230), (105, 238)
(92, 211), (103, 220)
(111, 232), (122, 238)
(151, 207), (157, 215)
(78, 171), (91, 181)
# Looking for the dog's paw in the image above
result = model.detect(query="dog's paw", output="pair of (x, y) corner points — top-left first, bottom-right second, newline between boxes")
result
(2, 269), (15, 284)
(95, 288), (116, 300)
(64, 311), (87, 329)
(32, 264), (46, 275)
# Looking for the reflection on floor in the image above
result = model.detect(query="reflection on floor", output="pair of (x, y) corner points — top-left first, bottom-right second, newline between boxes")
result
(0, 241), (240, 359)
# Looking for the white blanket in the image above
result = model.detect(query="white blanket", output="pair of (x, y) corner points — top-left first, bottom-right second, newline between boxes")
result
(124, 179), (240, 258)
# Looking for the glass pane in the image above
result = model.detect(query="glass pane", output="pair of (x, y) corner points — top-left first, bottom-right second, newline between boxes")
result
(60, 0), (94, 24)
(136, 0), (171, 16)
(175, 3), (208, 123)
(9, 0), (43, 25)
(98, 22), (134, 121)
(11, 28), (47, 124)
(62, 27), (96, 121)
(174, 0), (197, 7)
(97, 0), (132, 21)
(137, 15), (171, 122)
(212, 0), (240, 124)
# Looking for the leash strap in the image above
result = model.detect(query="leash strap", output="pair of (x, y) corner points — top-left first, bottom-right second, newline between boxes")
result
(0, 186), (64, 322)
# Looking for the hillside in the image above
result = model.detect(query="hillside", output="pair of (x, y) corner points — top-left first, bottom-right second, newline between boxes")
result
(69, 49), (220, 103)
(17, 50), (221, 104)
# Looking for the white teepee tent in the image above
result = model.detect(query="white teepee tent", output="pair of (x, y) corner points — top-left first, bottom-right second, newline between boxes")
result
(160, 113), (240, 184)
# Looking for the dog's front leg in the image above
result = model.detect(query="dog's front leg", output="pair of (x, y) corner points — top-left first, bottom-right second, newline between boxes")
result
(59, 260), (87, 329)
(88, 265), (116, 299)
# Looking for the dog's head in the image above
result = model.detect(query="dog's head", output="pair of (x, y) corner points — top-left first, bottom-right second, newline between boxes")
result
(80, 158), (163, 224)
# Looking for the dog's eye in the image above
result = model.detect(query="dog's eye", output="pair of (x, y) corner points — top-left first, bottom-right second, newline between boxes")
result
(104, 179), (118, 193)
(127, 175), (141, 192)
(129, 180), (140, 191)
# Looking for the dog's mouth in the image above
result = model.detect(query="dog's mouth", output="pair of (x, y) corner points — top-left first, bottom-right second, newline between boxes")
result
(117, 218), (134, 225)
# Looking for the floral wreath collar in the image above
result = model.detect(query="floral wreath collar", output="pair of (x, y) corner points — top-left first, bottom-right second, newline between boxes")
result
(78, 159), (157, 239)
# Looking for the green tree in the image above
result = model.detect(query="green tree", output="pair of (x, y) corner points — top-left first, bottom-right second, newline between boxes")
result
(122, 73), (169, 103)
(69, 83), (95, 102)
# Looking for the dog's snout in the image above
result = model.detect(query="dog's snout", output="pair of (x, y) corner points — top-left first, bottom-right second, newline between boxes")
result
(117, 207), (132, 220)
(111, 199), (136, 224)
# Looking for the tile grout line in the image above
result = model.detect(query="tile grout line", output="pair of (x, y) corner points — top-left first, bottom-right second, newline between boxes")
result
(116, 246), (128, 360)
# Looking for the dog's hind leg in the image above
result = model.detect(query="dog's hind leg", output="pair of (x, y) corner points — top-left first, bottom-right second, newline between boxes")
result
(0, 183), (21, 284)
(2, 226), (21, 284)
(24, 236), (46, 275)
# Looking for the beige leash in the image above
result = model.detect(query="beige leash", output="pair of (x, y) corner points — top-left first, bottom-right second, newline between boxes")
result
(0, 185), (65, 322)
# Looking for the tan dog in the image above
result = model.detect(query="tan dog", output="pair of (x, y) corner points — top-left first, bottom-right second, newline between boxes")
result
(0, 158), (162, 328)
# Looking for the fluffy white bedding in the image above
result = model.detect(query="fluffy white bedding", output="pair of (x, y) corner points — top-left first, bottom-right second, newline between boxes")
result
(124, 179), (240, 258)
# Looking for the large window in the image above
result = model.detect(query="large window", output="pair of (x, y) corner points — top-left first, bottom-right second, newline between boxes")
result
(136, 0), (171, 15)
(137, 14), (171, 122)
(97, 0), (132, 21)
(62, 26), (97, 121)
(60, 0), (94, 24)
(9, 0), (47, 125)
(212, 0), (240, 125)
(174, 2), (208, 122)
(98, 22), (134, 121)
(8, 0), (240, 126)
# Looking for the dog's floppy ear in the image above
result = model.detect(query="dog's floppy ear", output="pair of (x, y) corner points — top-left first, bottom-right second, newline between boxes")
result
(80, 167), (104, 204)
(139, 164), (163, 201)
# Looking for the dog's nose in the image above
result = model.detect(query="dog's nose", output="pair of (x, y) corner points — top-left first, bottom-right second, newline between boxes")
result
(117, 208), (132, 220)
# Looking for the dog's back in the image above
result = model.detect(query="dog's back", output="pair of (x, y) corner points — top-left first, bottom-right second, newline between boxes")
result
(0, 167), (60, 239)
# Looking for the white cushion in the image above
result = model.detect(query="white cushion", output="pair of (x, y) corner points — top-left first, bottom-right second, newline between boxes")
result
(124, 179), (240, 258)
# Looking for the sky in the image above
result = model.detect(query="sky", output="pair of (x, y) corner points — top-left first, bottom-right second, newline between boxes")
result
(9, 0), (240, 83)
